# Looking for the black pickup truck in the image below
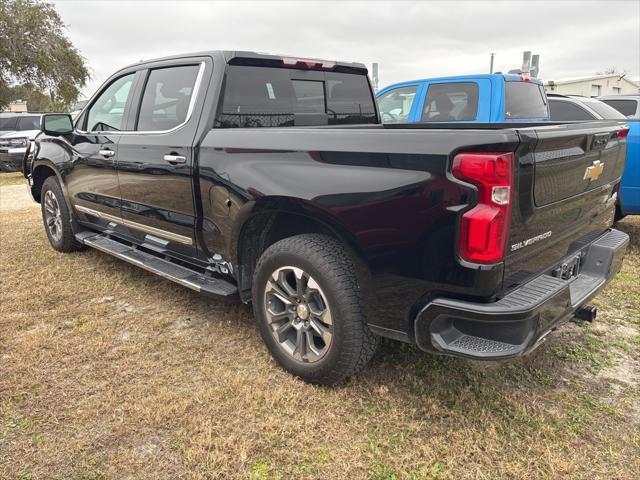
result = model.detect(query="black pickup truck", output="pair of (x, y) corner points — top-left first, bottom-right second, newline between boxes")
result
(25, 51), (630, 384)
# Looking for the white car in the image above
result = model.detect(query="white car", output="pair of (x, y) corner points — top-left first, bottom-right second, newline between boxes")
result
(0, 114), (42, 172)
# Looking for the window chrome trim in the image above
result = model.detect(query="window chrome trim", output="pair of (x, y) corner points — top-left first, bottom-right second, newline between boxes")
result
(75, 205), (193, 245)
(76, 61), (207, 136)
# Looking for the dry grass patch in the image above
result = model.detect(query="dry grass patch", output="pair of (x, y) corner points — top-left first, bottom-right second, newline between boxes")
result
(1, 208), (639, 479)
(0, 172), (24, 186)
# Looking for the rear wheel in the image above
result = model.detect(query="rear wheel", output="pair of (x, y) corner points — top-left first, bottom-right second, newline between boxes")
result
(41, 176), (83, 252)
(252, 234), (378, 385)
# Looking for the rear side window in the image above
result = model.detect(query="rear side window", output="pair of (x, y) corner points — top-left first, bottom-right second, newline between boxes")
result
(137, 65), (200, 131)
(422, 82), (478, 122)
(504, 82), (548, 119)
(601, 99), (638, 117)
(16, 116), (40, 131)
(584, 101), (627, 119)
(216, 65), (377, 128)
(548, 100), (594, 121)
(377, 86), (418, 123)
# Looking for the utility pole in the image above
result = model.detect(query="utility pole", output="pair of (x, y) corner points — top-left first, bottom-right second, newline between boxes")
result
(489, 53), (495, 74)
(371, 63), (379, 92)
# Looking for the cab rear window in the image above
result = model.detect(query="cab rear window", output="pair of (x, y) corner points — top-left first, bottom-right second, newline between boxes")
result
(216, 65), (377, 128)
(505, 82), (549, 119)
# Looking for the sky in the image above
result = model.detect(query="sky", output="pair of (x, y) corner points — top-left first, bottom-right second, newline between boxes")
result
(50, 0), (640, 99)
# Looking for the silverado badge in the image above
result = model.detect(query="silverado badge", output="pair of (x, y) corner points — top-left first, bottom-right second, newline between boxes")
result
(584, 160), (605, 181)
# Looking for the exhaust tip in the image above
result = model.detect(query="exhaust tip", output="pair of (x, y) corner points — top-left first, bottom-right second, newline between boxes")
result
(574, 305), (597, 322)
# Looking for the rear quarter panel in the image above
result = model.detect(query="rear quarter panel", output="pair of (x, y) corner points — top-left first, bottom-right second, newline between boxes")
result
(197, 127), (519, 336)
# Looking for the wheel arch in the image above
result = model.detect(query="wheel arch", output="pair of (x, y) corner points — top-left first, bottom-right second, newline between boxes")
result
(30, 161), (64, 203)
(232, 196), (367, 302)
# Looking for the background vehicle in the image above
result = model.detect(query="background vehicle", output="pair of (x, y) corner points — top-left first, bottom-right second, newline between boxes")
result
(0, 113), (44, 172)
(547, 94), (637, 217)
(25, 51), (628, 384)
(599, 94), (640, 118)
(600, 95), (640, 217)
(376, 74), (549, 123)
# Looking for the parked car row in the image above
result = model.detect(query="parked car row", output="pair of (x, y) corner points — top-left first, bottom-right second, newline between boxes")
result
(546, 94), (639, 218)
(22, 51), (630, 384)
(0, 112), (62, 172)
(377, 76), (638, 217)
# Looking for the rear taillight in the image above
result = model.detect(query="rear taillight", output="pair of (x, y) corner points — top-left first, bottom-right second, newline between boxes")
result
(452, 152), (514, 264)
(616, 128), (629, 138)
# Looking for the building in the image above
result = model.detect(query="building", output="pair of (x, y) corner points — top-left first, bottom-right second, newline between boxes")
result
(544, 74), (639, 97)
(3, 100), (28, 112)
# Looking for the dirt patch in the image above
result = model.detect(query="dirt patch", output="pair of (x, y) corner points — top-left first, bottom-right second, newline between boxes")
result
(0, 184), (38, 211)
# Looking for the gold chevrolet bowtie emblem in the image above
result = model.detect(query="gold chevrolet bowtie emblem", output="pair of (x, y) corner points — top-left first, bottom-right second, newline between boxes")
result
(584, 160), (605, 181)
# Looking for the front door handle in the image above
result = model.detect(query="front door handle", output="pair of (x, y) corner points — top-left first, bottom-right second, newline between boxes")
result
(164, 154), (186, 165)
(99, 149), (115, 158)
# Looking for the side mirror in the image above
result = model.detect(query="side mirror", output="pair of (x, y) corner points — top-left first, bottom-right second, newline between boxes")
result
(41, 114), (74, 136)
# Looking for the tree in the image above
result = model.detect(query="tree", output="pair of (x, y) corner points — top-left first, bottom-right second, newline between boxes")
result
(0, 0), (89, 111)
(595, 66), (630, 78)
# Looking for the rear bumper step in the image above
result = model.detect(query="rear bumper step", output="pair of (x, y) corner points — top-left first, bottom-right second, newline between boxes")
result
(414, 228), (629, 360)
(76, 232), (238, 300)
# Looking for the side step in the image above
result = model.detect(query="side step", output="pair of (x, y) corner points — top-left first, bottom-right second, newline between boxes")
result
(76, 232), (238, 300)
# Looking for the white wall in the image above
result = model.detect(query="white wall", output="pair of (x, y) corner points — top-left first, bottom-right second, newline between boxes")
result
(545, 76), (639, 97)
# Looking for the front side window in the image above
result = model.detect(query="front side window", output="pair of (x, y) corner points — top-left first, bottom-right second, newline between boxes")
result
(377, 86), (417, 123)
(136, 65), (200, 131)
(548, 100), (595, 121)
(422, 82), (479, 122)
(86, 73), (135, 132)
(601, 99), (639, 118)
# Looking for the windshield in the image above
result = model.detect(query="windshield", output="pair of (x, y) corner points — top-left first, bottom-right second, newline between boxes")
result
(0, 116), (18, 131)
(504, 81), (549, 119)
(16, 116), (40, 131)
(216, 65), (377, 127)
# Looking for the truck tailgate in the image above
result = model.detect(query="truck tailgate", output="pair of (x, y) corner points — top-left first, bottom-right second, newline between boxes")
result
(504, 121), (628, 289)
(533, 122), (627, 205)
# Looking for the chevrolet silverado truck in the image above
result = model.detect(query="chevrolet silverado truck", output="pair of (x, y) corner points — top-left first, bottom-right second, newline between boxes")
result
(24, 51), (630, 385)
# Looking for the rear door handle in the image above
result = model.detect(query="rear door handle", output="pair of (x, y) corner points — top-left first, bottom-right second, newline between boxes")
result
(164, 154), (186, 165)
(99, 149), (115, 158)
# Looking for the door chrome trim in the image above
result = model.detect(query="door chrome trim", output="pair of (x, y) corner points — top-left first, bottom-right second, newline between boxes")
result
(76, 61), (207, 136)
(75, 205), (193, 245)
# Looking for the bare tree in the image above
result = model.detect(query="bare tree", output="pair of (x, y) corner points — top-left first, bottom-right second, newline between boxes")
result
(595, 66), (630, 78)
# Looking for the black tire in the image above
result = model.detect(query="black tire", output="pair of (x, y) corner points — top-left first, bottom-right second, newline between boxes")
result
(614, 205), (625, 223)
(40, 176), (83, 253)
(252, 234), (378, 385)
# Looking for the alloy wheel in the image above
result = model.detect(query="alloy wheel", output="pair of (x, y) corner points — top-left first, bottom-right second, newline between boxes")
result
(43, 190), (63, 242)
(264, 266), (333, 363)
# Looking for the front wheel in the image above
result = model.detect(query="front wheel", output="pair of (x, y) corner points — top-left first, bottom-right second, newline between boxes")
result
(40, 176), (83, 253)
(252, 234), (378, 385)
